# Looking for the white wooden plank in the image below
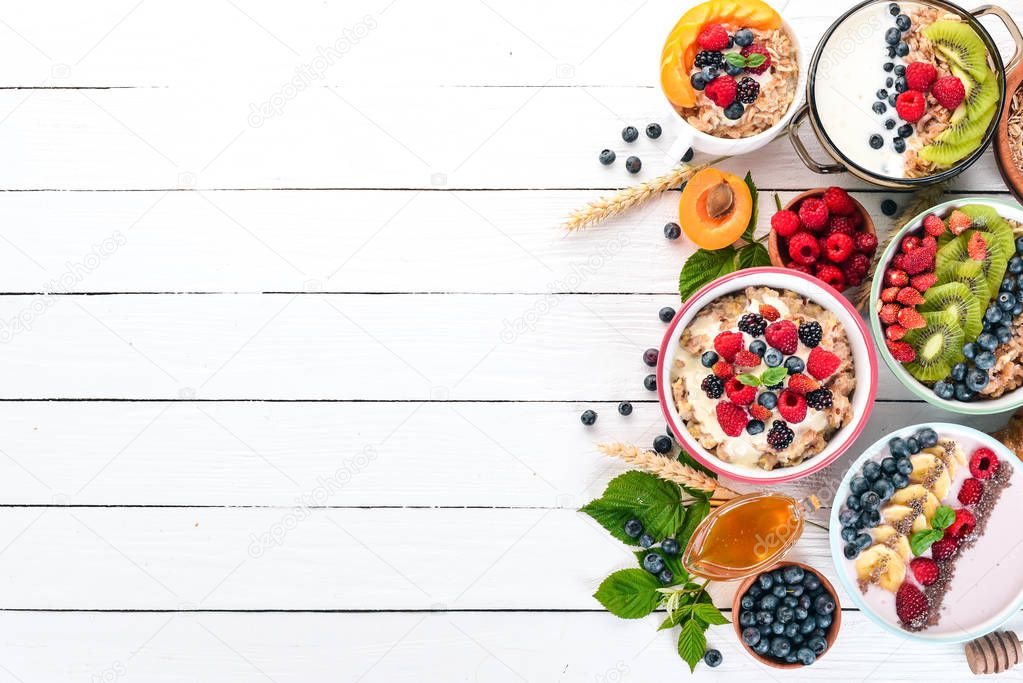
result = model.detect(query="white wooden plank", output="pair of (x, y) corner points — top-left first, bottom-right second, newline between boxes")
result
(0, 190), (1013, 294)
(0, 609), (1014, 682)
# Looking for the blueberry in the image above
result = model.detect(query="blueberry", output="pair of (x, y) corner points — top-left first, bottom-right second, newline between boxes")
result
(883, 61), (894, 72)
(1016, 236), (1023, 254)
(816, 612), (833, 630)
(905, 436), (920, 454)
(663, 222), (681, 240)
(795, 606), (809, 621)
(893, 137), (906, 153)
(803, 573), (820, 592)
(638, 533), (654, 548)
(800, 615), (818, 634)
(978, 332), (998, 351)
(916, 428), (938, 448)
(873, 101), (887, 115)
(887, 45), (897, 58)
(889, 3), (901, 15)
(618, 401), (633, 416)
(645, 123), (662, 139)
(986, 305), (1003, 325)
(756, 611), (774, 626)
(581, 410), (597, 425)
(764, 348), (783, 367)
(704, 649), (722, 668)
(777, 606), (794, 624)
(784, 653), (798, 664)
(1011, 256), (1023, 274)
(999, 292), (1017, 311)
(933, 380), (955, 400)
(725, 62), (744, 77)
(881, 199), (897, 216)
(746, 419), (765, 435)
(885, 118), (896, 129)
(894, 64), (906, 76)
(724, 102), (745, 120)
(869, 134), (884, 149)
(734, 28), (754, 46)
(881, 457), (897, 475)
(1002, 278), (1016, 293)
(758, 391), (778, 409)
(759, 594), (780, 611)
(625, 156), (641, 174)
(850, 475), (869, 495)
(896, 41), (909, 56)
(771, 621), (785, 636)
(643, 374), (656, 391)
(653, 435), (672, 454)
(997, 325), (1013, 344)
(872, 478), (894, 501)
(898, 124), (913, 138)
(642, 552), (664, 574)
(758, 573), (774, 590)
(1014, 301), (1023, 316)
(839, 507), (860, 527)
(743, 626), (761, 645)
(843, 543), (859, 559)
(740, 610), (756, 627)
(598, 149), (615, 165)
(975, 350), (996, 370)
(861, 508), (881, 527)
(741, 594), (755, 610)
(896, 13), (911, 30)
(681, 148), (694, 163)
(863, 460), (882, 481)
(701, 351), (719, 367)
(749, 339), (767, 357)
(885, 27), (901, 44)
(659, 307), (675, 323)
(966, 368), (989, 392)
(782, 565), (805, 584)
(846, 493), (862, 511)
(955, 383), (975, 402)
(876, 89), (888, 100)
(770, 637), (792, 658)
(784, 622), (799, 638)
(660, 538), (679, 556)
(839, 526), (857, 543)
(808, 636), (827, 655)
(798, 594), (812, 610)
(753, 639), (771, 656)
(950, 362), (968, 382)
(784, 356), (805, 374)
(748, 584), (764, 599)
(772, 584), (787, 599)
(888, 93), (897, 107)
(642, 347), (659, 367)
(896, 457), (913, 475)
(854, 533), (873, 551)
(622, 126), (638, 143)
(963, 342), (978, 359)
(814, 594), (835, 615)
(796, 648), (817, 666)
(789, 584), (804, 597)
(623, 518), (643, 538)
(657, 568), (674, 585)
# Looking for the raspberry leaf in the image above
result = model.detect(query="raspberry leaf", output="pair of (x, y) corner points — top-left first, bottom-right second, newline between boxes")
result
(737, 242), (770, 269)
(931, 505), (955, 530)
(677, 617), (707, 672)
(634, 548), (686, 585)
(909, 528), (943, 556)
(580, 471), (685, 544)
(675, 499), (710, 549)
(692, 602), (730, 626)
(594, 569), (662, 618)
(737, 373), (761, 387)
(678, 247), (737, 302)
(741, 172), (759, 242)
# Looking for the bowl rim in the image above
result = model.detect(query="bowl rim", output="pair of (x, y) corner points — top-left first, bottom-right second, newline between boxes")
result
(826, 422), (1023, 644)
(657, 266), (878, 484)
(867, 196), (1023, 415)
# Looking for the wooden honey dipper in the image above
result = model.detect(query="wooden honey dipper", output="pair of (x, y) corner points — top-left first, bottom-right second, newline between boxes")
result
(965, 631), (1023, 675)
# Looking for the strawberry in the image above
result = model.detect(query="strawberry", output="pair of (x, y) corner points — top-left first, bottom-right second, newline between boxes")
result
(712, 360), (734, 379)
(798, 198), (830, 231)
(921, 235), (937, 252)
(771, 209), (801, 238)
(764, 320), (798, 355)
(892, 253), (908, 271)
(896, 286), (925, 305)
(713, 331), (744, 363)
(822, 186), (856, 216)
(910, 272), (937, 292)
(895, 90), (926, 123)
(946, 508), (976, 539)
(905, 61), (937, 92)
(902, 235), (921, 253)
(931, 75), (965, 110)
(909, 557), (939, 586)
(922, 213), (946, 237)
(759, 304), (780, 321)
(777, 389), (807, 423)
(969, 447), (999, 479)
(885, 268), (909, 287)
(815, 263), (846, 291)
(958, 478), (983, 506)
(897, 307), (926, 329)
(705, 75), (738, 107)
(733, 350), (762, 368)
(902, 247), (936, 275)
(697, 23), (730, 51)
(786, 373), (819, 395)
(948, 210), (972, 235)
(724, 377), (756, 405)
(715, 401), (748, 437)
(895, 582), (930, 628)
(968, 231), (988, 261)
(807, 347), (840, 379)
(879, 302), (901, 324)
(880, 287), (900, 304)
(931, 534), (959, 560)
(885, 324), (907, 341)
(749, 404), (772, 421)
(886, 339), (917, 362)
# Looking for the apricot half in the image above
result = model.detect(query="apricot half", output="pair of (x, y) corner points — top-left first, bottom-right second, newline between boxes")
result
(679, 168), (753, 250)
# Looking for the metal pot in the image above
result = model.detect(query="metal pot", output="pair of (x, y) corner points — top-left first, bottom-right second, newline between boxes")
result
(788, 0), (1022, 188)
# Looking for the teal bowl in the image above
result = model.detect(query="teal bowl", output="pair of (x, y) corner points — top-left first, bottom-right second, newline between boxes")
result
(868, 197), (1023, 415)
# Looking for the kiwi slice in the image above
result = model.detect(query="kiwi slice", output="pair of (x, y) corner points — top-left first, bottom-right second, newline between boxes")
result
(919, 281), (982, 342)
(903, 310), (965, 383)
(923, 21), (991, 84)
(918, 132), (985, 166)
(936, 230), (1008, 296)
(938, 259), (991, 312)
(957, 204), (1014, 257)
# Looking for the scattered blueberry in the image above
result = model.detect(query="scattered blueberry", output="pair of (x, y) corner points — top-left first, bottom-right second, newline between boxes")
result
(905, 436), (920, 454)
(623, 518), (643, 538)
(863, 460), (882, 481)
(645, 123), (661, 139)
(885, 27), (901, 45)
(886, 45), (897, 58)
(876, 89), (888, 100)
(681, 148), (694, 163)
(898, 124), (913, 138)
(643, 348), (659, 367)
(764, 348), (783, 367)
(644, 374), (657, 391)
(758, 391), (778, 409)
(894, 64), (906, 76)
(581, 410), (596, 425)
(966, 368), (989, 392)
(883, 62), (894, 72)
(889, 3), (901, 15)
(917, 428), (938, 448)
(896, 456), (913, 475)
(704, 649), (722, 667)
(881, 199), (898, 216)
(642, 552), (664, 574)
(622, 126), (638, 143)
(975, 350), (996, 370)
(598, 149), (615, 165)
(659, 307), (675, 323)
(747, 419), (765, 435)
(893, 137), (906, 153)
(664, 222), (682, 240)
(660, 538), (679, 555)
(896, 41), (909, 56)
(873, 102), (887, 115)
(639, 533), (654, 548)
(701, 351), (719, 367)
(625, 156), (641, 174)
(658, 568), (674, 584)
(885, 118), (896, 129)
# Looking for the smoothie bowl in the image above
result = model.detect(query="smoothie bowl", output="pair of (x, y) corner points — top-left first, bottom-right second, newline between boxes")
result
(829, 423), (1023, 643)
(790, 0), (1020, 187)
(869, 197), (1023, 413)
(657, 267), (877, 483)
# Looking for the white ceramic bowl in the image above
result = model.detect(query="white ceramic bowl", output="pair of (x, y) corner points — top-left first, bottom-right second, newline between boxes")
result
(656, 267), (878, 484)
(828, 423), (1023, 643)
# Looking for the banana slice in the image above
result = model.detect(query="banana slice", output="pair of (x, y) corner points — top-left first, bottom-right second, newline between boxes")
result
(890, 485), (941, 520)
(909, 453), (941, 483)
(922, 445), (957, 479)
(854, 544), (906, 592)
(929, 469), (952, 500)
(939, 438), (967, 468)
(870, 525), (912, 561)
(882, 504), (929, 534)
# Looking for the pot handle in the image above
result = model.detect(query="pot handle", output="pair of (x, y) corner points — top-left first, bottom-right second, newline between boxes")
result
(974, 4), (1023, 72)
(787, 103), (846, 175)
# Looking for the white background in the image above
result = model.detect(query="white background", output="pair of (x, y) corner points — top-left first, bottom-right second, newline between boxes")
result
(0, 0), (1022, 680)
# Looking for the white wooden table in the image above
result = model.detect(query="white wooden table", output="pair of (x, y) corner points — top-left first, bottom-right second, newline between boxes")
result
(1, 1), (1022, 680)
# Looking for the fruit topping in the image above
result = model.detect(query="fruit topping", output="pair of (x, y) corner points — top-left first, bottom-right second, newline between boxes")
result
(705, 75), (738, 107)
(736, 76), (760, 104)
(930, 534), (959, 560)
(798, 321), (822, 348)
(716, 401), (748, 437)
(740, 43), (771, 74)
(766, 420), (794, 449)
(968, 447), (999, 479)
(910, 273), (937, 292)
(895, 582), (929, 628)
(701, 374), (725, 398)
(759, 304), (780, 321)
(967, 231), (988, 261)
(738, 312), (767, 336)
(947, 210), (973, 235)
(896, 286), (925, 306)
(931, 75), (965, 110)
(713, 360), (735, 379)
(764, 320), (798, 355)
(946, 508), (975, 539)
(805, 387), (833, 411)
(725, 377), (756, 405)
(886, 340), (917, 363)
(895, 90), (925, 123)
(958, 478), (983, 505)
(714, 330), (744, 362)
(806, 347), (840, 379)
(734, 350), (762, 368)
(896, 306), (925, 329)
(823, 187), (856, 216)
(776, 389), (807, 424)
(697, 23), (730, 51)
(904, 62), (937, 92)
(909, 557), (939, 586)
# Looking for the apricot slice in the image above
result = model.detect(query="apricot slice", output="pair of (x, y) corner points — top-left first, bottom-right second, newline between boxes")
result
(679, 168), (753, 250)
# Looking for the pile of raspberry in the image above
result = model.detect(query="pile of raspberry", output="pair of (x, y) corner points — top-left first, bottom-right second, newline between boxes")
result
(770, 187), (878, 291)
(700, 305), (842, 451)
(689, 23), (770, 122)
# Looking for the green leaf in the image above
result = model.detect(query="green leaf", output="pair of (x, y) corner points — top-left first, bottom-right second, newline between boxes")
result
(724, 53), (747, 68)
(760, 366), (789, 386)
(678, 450), (716, 479)
(692, 602), (730, 626)
(677, 617), (707, 672)
(580, 471), (685, 545)
(746, 53), (767, 68)
(910, 528), (943, 556)
(737, 373), (761, 387)
(931, 505), (955, 530)
(634, 547), (686, 585)
(594, 569), (663, 619)
(678, 247), (737, 303)
(741, 172), (759, 242)
(737, 242), (770, 269)
(675, 499), (711, 549)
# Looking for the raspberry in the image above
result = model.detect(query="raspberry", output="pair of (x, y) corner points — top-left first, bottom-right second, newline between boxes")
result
(848, 211), (863, 228)
(705, 75), (737, 107)
(805, 387), (833, 410)
(807, 347), (840, 379)
(910, 557), (939, 586)
(697, 23), (730, 51)
(879, 302), (901, 324)
(790, 263), (813, 275)
(764, 320), (798, 355)
(931, 534), (959, 561)
(822, 186), (856, 216)
(749, 404), (772, 421)
(787, 231), (820, 265)
(946, 508), (976, 539)
(693, 50), (725, 68)
(827, 215), (856, 235)
(880, 287), (900, 304)
(897, 306), (925, 329)
(885, 268), (909, 287)
(701, 374), (724, 398)
(844, 268), (864, 288)
(931, 75), (965, 110)
(713, 331), (744, 362)
(766, 420), (794, 449)
(737, 312), (766, 337)
(787, 373), (819, 395)
(896, 286), (925, 305)
(968, 231), (988, 261)
(777, 389), (807, 423)
(712, 360), (734, 379)
(910, 272), (937, 292)
(969, 447), (999, 479)
(824, 232), (854, 263)
(902, 235), (920, 253)
(798, 321), (822, 348)
(922, 213), (946, 237)
(886, 339), (916, 362)
(895, 90), (926, 123)
(895, 582), (930, 628)
(885, 324), (907, 341)
(740, 43), (771, 74)
(715, 401), (748, 437)
(948, 209), (972, 235)
(854, 232), (878, 254)
(902, 247), (935, 276)
(736, 76), (759, 104)
(798, 198), (829, 231)
(958, 478), (983, 506)
(724, 377), (756, 405)
(771, 209), (801, 238)
(759, 304), (780, 321)
(815, 263), (846, 291)
(847, 253), (871, 276)
(733, 350), (762, 368)
(904, 61), (937, 92)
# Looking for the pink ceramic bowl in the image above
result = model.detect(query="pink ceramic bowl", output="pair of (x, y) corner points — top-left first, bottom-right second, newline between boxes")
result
(656, 267), (877, 484)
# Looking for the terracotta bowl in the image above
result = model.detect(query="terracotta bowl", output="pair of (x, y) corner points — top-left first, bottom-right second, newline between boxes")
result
(767, 189), (876, 271)
(731, 561), (842, 669)
(995, 66), (1023, 205)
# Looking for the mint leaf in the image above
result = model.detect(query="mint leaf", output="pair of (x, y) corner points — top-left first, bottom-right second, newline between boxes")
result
(760, 366), (788, 386)
(634, 547), (686, 585)
(580, 471), (685, 544)
(675, 499), (710, 549)
(737, 241), (770, 269)
(746, 53), (767, 68)
(737, 373), (761, 387)
(679, 247), (737, 302)
(910, 528), (943, 556)
(741, 172), (759, 242)
(677, 617), (707, 672)
(594, 569), (662, 619)
(932, 505), (955, 530)
(724, 53), (747, 68)
(692, 602), (730, 626)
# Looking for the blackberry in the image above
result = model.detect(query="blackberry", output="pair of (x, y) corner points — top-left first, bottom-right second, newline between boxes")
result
(736, 77), (759, 104)
(701, 375), (724, 398)
(805, 388), (833, 410)
(737, 312), (766, 336)
(798, 321), (822, 348)
(694, 50), (724, 68)
(766, 420), (794, 450)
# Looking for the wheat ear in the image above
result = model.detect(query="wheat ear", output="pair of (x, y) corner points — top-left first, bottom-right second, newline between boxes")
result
(598, 442), (739, 502)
